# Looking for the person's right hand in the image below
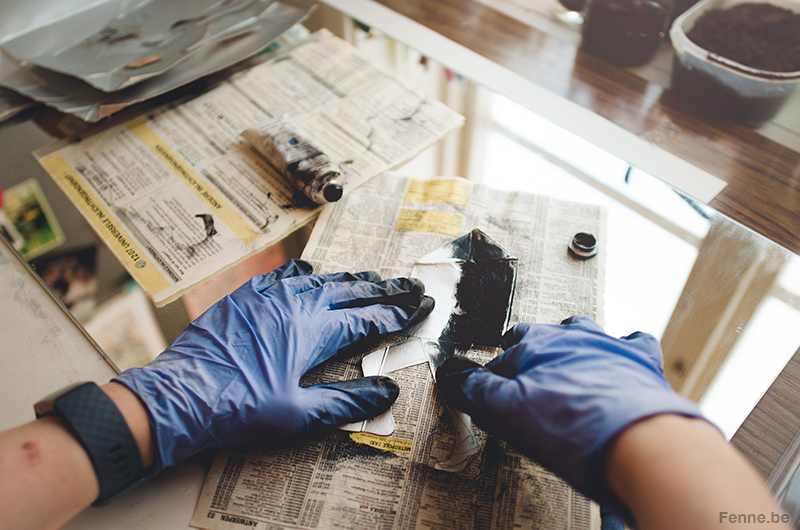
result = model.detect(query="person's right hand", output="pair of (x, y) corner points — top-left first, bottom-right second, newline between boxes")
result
(115, 259), (433, 473)
(436, 315), (708, 522)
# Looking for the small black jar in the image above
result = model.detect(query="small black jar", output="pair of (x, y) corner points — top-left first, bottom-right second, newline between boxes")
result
(581, 0), (674, 66)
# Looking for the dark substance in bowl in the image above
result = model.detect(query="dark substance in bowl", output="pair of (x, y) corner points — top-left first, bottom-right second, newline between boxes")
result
(687, 3), (800, 73)
(671, 2), (800, 126)
(671, 59), (795, 126)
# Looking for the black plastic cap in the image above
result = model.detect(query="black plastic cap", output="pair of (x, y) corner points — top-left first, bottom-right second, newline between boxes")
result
(323, 182), (344, 202)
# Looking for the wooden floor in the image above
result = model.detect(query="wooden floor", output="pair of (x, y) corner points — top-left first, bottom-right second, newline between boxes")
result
(376, 0), (800, 255)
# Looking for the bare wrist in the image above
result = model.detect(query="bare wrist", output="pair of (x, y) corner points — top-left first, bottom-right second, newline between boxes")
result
(101, 382), (156, 469)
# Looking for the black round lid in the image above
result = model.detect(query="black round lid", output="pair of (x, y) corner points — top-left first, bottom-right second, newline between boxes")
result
(323, 182), (343, 202)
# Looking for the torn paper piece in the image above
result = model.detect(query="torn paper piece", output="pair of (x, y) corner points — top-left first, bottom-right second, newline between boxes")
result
(341, 338), (431, 435)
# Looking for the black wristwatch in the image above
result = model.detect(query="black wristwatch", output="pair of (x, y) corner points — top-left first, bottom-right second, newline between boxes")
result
(34, 382), (154, 506)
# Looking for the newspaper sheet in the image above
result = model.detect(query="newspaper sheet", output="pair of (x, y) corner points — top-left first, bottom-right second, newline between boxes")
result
(33, 30), (464, 306)
(191, 174), (606, 530)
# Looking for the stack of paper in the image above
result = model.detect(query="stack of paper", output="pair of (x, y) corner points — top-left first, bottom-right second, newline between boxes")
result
(34, 31), (466, 306)
(0, 0), (312, 121)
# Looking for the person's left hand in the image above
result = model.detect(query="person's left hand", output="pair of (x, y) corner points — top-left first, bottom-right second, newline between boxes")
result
(114, 259), (433, 471)
(436, 316), (705, 523)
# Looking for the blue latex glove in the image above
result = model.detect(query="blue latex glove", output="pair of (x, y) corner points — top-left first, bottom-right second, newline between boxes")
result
(436, 315), (706, 523)
(115, 259), (433, 471)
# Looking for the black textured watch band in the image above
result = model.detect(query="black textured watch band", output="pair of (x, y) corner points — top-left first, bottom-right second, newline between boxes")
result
(34, 382), (153, 506)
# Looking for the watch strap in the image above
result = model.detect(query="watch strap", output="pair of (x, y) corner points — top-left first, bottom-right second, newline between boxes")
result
(35, 382), (153, 506)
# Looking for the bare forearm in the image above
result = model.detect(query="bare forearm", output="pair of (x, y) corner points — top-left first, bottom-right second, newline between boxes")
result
(607, 414), (790, 530)
(0, 383), (154, 530)
(0, 415), (97, 530)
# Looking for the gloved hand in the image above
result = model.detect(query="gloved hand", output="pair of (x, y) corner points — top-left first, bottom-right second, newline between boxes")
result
(436, 315), (707, 522)
(115, 259), (433, 472)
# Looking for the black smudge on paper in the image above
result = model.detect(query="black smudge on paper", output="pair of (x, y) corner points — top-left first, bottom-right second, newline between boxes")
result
(433, 230), (517, 364)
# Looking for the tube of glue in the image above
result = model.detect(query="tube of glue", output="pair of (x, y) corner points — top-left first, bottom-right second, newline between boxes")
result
(241, 116), (343, 204)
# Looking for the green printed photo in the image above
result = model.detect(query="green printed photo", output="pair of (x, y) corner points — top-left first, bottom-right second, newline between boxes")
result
(3, 179), (65, 260)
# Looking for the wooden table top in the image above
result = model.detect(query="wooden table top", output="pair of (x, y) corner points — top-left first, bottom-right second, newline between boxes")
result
(732, 349), (800, 480)
(372, 0), (800, 481)
(375, 0), (800, 257)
